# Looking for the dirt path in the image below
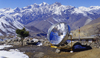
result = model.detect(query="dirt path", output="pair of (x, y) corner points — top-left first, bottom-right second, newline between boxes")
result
(4, 45), (100, 58)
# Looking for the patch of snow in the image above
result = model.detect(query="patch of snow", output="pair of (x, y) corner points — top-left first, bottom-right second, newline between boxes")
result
(84, 19), (92, 25)
(32, 38), (39, 42)
(13, 13), (22, 17)
(13, 20), (24, 29)
(0, 33), (3, 36)
(52, 7), (62, 15)
(0, 22), (7, 32)
(3, 13), (14, 20)
(48, 21), (54, 24)
(7, 28), (15, 32)
(71, 7), (87, 16)
(37, 42), (42, 46)
(0, 49), (29, 58)
(53, 18), (59, 22)
(0, 45), (28, 58)
(0, 9), (6, 12)
(5, 9), (14, 13)
(0, 17), (10, 25)
(0, 44), (13, 49)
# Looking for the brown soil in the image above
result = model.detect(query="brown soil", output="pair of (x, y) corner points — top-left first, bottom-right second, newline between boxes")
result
(71, 48), (100, 58)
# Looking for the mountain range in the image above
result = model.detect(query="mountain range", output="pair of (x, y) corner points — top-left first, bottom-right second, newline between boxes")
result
(0, 2), (100, 37)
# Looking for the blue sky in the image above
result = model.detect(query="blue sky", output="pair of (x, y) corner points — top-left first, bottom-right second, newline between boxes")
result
(0, 0), (100, 9)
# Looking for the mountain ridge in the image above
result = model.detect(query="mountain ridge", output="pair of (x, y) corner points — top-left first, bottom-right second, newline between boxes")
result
(0, 2), (100, 37)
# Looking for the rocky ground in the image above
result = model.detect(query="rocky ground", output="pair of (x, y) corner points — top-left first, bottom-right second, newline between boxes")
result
(2, 44), (100, 58)
(1, 38), (100, 58)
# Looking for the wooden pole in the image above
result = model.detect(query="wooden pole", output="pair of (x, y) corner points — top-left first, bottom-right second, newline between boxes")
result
(70, 35), (73, 53)
(79, 27), (80, 41)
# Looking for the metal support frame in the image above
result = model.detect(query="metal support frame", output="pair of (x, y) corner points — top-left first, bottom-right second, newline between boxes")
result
(50, 35), (73, 53)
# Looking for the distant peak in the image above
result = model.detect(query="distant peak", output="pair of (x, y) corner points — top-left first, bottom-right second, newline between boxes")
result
(55, 2), (61, 4)
(14, 7), (20, 12)
(55, 2), (61, 5)
(52, 2), (61, 6)
(42, 2), (47, 5)
(15, 7), (20, 9)
(39, 2), (49, 6)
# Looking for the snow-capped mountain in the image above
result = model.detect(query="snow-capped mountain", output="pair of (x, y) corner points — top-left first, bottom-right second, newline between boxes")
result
(0, 15), (24, 36)
(0, 2), (100, 36)
(71, 6), (100, 16)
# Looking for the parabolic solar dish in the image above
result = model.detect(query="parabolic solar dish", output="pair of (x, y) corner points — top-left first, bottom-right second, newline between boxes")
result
(47, 22), (70, 45)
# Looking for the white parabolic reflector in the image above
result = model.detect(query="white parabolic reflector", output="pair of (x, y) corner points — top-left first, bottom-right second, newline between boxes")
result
(47, 22), (70, 45)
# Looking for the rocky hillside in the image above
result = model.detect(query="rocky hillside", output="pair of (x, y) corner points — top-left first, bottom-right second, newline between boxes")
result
(72, 17), (100, 37)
